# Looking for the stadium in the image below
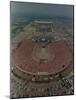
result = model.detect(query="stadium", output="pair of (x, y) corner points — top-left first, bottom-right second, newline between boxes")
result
(12, 20), (73, 82)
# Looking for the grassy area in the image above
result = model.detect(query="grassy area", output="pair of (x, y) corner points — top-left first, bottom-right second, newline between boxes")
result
(11, 24), (25, 37)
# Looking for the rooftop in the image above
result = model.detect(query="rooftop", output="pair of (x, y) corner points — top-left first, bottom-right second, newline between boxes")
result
(34, 20), (53, 24)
